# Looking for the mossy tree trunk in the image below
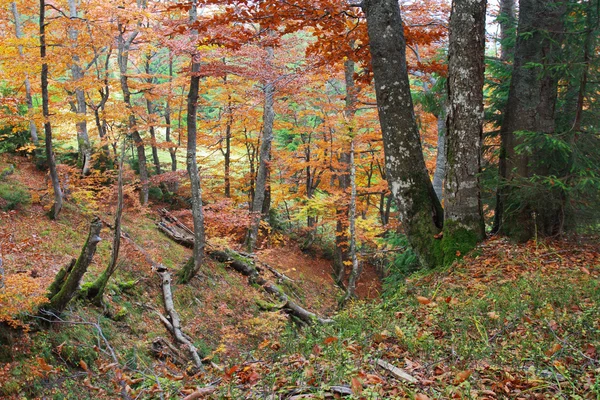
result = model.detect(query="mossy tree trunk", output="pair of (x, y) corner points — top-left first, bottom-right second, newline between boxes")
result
(442, 0), (487, 264)
(363, 0), (444, 268)
(45, 218), (102, 314)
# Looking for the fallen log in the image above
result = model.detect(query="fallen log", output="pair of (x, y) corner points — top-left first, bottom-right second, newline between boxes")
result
(118, 230), (203, 370)
(156, 208), (333, 325)
(209, 250), (333, 325)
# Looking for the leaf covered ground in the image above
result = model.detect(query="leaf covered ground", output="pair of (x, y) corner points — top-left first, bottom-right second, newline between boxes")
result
(0, 155), (599, 399)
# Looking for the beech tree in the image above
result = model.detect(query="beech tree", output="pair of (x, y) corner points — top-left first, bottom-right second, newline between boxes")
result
(363, 0), (444, 268)
(40, 0), (63, 219)
(442, 0), (486, 262)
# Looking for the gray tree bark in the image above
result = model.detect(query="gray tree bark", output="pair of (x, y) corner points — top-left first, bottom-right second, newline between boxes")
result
(499, 0), (516, 61)
(11, 2), (38, 144)
(117, 26), (149, 205)
(342, 140), (360, 303)
(178, 1), (206, 283)
(40, 0), (63, 220)
(495, 0), (565, 241)
(442, 0), (486, 263)
(432, 108), (446, 201)
(363, 0), (444, 268)
(145, 54), (162, 175)
(334, 58), (355, 287)
(68, 0), (92, 176)
(246, 45), (275, 252)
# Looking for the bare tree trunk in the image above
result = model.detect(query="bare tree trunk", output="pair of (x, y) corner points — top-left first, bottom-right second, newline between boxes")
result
(224, 101), (232, 197)
(40, 0), (63, 219)
(499, 0), (516, 61)
(11, 2), (38, 144)
(67, 0), (92, 176)
(495, 0), (565, 241)
(165, 54), (178, 173)
(442, 0), (486, 263)
(246, 46), (275, 252)
(86, 143), (125, 305)
(145, 55), (162, 175)
(178, 1), (206, 283)
(333, 59), (355, 284)
(117, 27), (149, 205)
(342, 140), (360, 303)
(46, 218), (102, 313)
(363, 0), (444, 268)
(432, 108), (446, 201)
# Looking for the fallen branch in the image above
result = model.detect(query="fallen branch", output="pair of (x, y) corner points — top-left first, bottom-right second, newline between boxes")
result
(156, 208), (333, 325)
(118, 230), (203, 371)
(209, 250), (333, 325)
(376, 359), (418, 383)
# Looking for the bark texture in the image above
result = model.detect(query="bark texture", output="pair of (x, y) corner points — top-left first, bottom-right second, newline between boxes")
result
(68, 0), (92, 176)
(432, 108), (446, 202)
(363, 0), (444, 268)
(495, 0), (565, 241)
(40, 0), (63, 219)
(117, 27), (149, 205)
(46, 218), (102, 313)
(443, 0), (486, 263)
(499, 0), (516, 61)
(179, 2), (206, 283)
(246, 46), (275, 252)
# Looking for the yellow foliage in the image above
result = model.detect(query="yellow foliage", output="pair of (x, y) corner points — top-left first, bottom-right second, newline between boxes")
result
(0, 274), (48, 329)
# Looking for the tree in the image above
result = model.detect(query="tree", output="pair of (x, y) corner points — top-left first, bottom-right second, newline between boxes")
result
(495, 0), (565, 241)
(178, 1), (206, 283)
(10, 1), (38, 145)
(442, 0), (486, 263)
(246, 43), (275, 252)
(363, 0), (444, 268)
(40, 0), (63, 219)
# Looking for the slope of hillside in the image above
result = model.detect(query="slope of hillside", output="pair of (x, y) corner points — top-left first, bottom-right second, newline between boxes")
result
(1, 154), (599, 399)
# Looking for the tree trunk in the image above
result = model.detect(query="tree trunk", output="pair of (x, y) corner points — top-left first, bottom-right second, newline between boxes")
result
(342, 140), (360, 304)
(499, 0), (516, 62)
(178, 2), (206, 284)
(363, 0), (444, 268)
(68, 0), (92, 176)
(86, 143), (125, 305)
(117, 28), (149, 205)
(442, 0), (486, 264)
(333, 59), (355, 284)
(246, 46), (275, 252)
(11, 2), (38, 144)
(165, 54), (178, 173)
(431, 108), (446, 202)
(40, 0), (63, 220)
(495, 0), (565, 241)
(46, 218), (102, 314)
(224, 102), (232, 197)
(145, 56), (162, 175)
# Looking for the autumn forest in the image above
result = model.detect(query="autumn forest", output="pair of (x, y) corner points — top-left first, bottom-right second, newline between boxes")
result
(0, 0), (599, 398)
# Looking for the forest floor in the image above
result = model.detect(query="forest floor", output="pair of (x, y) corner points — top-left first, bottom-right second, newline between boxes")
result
(0, 154), (599, 399)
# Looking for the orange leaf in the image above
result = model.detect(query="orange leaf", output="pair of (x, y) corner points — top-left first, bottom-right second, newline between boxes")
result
(323, 336), (339, 345)
(350, 377), (363, 395)
(415, 394), (431, 400)
(37, 357), (53, 372)
(580, 267), (590, 275)
(79, 359), (89, 371)
(416, 296), (431, 305)
(545, 343), (562, 357)
(453, 370), (472, 385)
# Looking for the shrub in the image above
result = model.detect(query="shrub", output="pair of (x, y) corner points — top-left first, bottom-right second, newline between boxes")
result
(0, 182), (31, 211)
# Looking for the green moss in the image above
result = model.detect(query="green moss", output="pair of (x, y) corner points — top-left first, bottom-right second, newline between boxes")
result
(441, 221), (481, 266)
(0, 182), (30, 210)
